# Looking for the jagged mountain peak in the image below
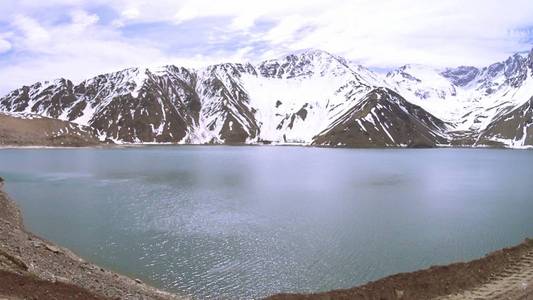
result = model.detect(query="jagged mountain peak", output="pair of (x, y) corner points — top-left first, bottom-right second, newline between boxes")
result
(467, 48), (533, 95)
(41, 78), (73, 87)
(386, 63), (458, 103)
(204, 62), (257, 78)
(439, 48), (533, 89)
(271, 48), (338, 60)
(440, 66), (480, 87)
(17, 77), (74, 96)
(257, 48), (353, 79)
(486, 52), (526, 76)
(1, 47), (532, 148)
(0, 77), (77, 119)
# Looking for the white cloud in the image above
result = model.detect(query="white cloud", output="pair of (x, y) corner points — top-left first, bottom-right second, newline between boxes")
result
(174, 6), (199, 24)
(70, 10), (100, 29)
(229, 15), (257, 31)
(0, 39), (11, 53)
(92, 0), (533, 68)
(0, 0), (533, 95)
(121, 7), (141, 20)
(11, 15), (51, 48)
(259, 0), (533, 67)
(0, 12), (174, 94)
(263, 15), (310, 44)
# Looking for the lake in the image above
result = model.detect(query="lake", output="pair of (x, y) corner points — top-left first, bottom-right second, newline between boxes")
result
(1, 146), (533, 299)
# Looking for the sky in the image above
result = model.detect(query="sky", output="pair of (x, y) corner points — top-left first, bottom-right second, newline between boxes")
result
(1, 0), (533, 95)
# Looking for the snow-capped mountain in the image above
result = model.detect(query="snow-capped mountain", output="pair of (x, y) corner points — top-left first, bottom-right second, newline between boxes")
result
(1, 48), (532, 148)
(384, 49), (533, 148)
(312, 88), (449, 147)
(314, 88), (448, 147)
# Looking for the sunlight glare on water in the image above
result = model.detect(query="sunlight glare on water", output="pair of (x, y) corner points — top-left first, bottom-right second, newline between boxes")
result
(1, 146), (533, 299)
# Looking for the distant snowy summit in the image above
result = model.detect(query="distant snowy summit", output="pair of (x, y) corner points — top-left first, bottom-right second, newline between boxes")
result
(1, 48), (532, 148)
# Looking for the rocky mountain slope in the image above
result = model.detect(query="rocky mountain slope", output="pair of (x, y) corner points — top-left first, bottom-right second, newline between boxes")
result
(385, 50), (533, 148)
(0, 112), (100, 146)
(1, 48), (532, 148)
(313, 88), (449, 147)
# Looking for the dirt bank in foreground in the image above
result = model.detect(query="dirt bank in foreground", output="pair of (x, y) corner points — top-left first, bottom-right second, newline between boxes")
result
(1, 179), (532, 300)
(268, 240), (533, 300)
(0, 181), (182, 300)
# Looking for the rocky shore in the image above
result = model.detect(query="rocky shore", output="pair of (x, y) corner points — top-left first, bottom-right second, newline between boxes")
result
(267, 242), (533, 300)
(1, 177), (532, 299)
(0, 178), (182, 300)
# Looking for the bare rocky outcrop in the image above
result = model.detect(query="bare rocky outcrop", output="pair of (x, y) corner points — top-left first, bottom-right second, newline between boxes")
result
(312, 88), (449, 147)
(476, 97), (533, 147)
(0, 113), (102, 147)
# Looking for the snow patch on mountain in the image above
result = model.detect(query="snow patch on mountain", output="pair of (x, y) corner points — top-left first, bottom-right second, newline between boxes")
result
(1, 48), (533, 148)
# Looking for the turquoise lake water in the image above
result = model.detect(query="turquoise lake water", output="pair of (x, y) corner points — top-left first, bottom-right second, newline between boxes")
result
(1, 146), (532, 299)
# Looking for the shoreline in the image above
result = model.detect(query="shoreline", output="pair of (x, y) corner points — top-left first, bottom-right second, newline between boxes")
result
(1, 180), (532, 299)
(268, 239), (533, 299)
(1, 142), (532, 151)
(0, 180), (183, 300)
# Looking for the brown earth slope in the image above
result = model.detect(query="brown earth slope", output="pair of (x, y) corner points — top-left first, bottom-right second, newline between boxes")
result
(267, 240), (533, 300)
(0, 113), (101, 147)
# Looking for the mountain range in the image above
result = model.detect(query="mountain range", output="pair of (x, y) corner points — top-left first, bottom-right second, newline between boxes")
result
(1, 48), (532, 148)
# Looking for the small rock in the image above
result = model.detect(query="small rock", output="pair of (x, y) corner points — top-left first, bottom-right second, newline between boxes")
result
(54, 276), (70, 284)
(45, 244), (61, 254)
(135, 278), (143, 284)
(395, 289), (404, 298)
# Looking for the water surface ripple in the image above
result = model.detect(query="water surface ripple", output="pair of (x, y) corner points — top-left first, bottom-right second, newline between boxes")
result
(1, 147), (532, 299)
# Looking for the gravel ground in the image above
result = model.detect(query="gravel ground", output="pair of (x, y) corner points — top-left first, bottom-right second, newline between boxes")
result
(267, 240), (533, 300)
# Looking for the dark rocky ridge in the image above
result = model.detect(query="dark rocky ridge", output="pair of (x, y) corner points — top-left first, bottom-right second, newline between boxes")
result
(313, 88), (449, 147)
(0, 48), (532, 148)
(476, 97), (533, 146)
(201, 64), (260, 143)
(70, 67), (201, 143)
(440, 66), (480, 87)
